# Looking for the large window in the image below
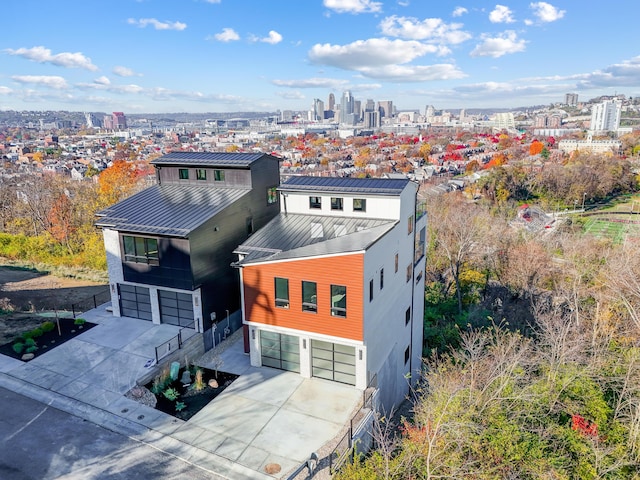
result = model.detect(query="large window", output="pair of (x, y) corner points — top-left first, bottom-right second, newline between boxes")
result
(353, 198), (366, 212)
(196, 169), (207, 181)
(331, 285), (347, 317)
(214, 169), (225, 181)
(274, 277), (289, 308)
(309, 196), (321, 209)
(267, 186), (278, 204)
(331, 197), (343, 211)
(123, 236), (159, 265)
(178, 168), (189, 180)
(415, 226), (426, 264)
(302, 281), (317, 313)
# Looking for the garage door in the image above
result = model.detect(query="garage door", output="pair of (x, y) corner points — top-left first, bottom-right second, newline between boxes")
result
(311, 340), (356, 385)
(158, 290), (194, 327)
(119, 284), (152, 321)
(260, 331), (300, 373)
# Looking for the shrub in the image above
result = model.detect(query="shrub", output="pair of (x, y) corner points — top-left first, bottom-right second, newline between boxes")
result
(12, 342), (24, 354)
(163, 387), (180, 402)
(30, 327), (44, 338)
(175, 401), (186, 412)
(41, 321), (55, 332)
(192, 369), (206, 392)
(24, 338), (37, 348)
(74, 317), (86, 326)
(25, 345), (38, 354)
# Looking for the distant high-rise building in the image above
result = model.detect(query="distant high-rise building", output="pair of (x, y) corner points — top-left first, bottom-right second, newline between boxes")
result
(103, 114), (114, 130)
(340, 90), (355, 125)
(364, 110), (380, 129)
(312, 98), (325, 122)
(564, 93), (578, 106)
(590, 99), (621, 132)
(425, 105), (435, 118)
(327, 93), (335, 111)
(459, 109), (466, 121)
(378, 100), (393, 119)
(365, 99), (375, 112)
(112, 112), (127, 130)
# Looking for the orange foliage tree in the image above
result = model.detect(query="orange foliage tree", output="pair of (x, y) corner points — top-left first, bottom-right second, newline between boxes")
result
(529, 140), (544, 156)
(97, 160), (144, 208)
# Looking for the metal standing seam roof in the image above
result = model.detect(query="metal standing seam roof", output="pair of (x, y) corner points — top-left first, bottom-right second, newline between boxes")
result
(95, 184), (250, 237)
(278, 176), (410, 196)
(234, 213), (397, 265)
(150, 152), (275, 167)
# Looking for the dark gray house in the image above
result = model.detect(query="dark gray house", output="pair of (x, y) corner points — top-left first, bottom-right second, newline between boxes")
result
(96, 152), (280, 349)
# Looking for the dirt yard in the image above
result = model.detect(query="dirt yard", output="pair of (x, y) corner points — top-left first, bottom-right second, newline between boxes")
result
(0, 266), (108, 345)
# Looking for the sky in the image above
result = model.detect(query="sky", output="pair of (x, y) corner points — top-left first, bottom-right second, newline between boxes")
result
(2, 0), (639, 114)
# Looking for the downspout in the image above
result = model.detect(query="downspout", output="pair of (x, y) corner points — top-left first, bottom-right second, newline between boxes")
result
(409, 183), (418, 386)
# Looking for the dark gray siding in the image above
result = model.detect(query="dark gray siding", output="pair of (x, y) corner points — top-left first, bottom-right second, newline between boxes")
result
(122, 237), (193, 290)
(157, 166), (251, 187)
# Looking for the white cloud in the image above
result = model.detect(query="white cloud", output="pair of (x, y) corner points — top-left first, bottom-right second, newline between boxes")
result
(113, 66), (141, 77)
(309, 38), (440, 69)
(0, 86), (13, 95)
(397, 0), (410, 6)
(357, 63), (466, 82)
(94, 76), (111, 85)
(203, 0), (221, 3)
(213, 28), (240, 42)
(275, 90), (306, 100)
(5, 46), (98, 71)
(452, 7), (468, 17)
(379, 15), (471, 44)
(529, 2), (565, 23)
(323, 0), (382, 14)
(271, 78), (350, 89)
(577, 56), (640, 89)
(489, 5), (515, 23)
(11, 75), (68, 89)
(261, 31), (283, 45)
(470, 31), (526, 57)
(127, 18), (187, 31)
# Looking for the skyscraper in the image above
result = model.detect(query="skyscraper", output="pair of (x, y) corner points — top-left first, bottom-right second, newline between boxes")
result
(590, 99), (621, 132)
(312, 98), (325, 122)
(564, 93), (578, 106)
(340, 90), (355, 125)
(327, 93), (335, 112)
(378, 100), (393, 119)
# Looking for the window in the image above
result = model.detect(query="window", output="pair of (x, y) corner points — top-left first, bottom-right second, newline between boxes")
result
(395, 253), (399, 273)
(246, 217), (254, 235)
(274, 277), (289, 308)
(267, 186), (278, 204)
(408, 214), (414, 234)
(369, 279), (374, 302)
(302, 281), (317, 313)
(331, 285), (347, 317)
(380, 269), (384, 290)
(353, 198), (366, 212)
(123, 235), (159, 265)
(415, 227), (426, 264)
(178, 168), (189, 180)
(331, 197), (343, 211)
(309, 196), (321, 209)
(214, 169), (225, 181)
(406, 264), (412, 283)
(404, 346), (410, 364)
(196, 169), (207, 181)
(405, 307), (411, 325)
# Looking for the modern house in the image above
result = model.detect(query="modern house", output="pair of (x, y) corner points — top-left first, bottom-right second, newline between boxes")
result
(233, 176), (427, 410)
(95, 152), (281, 349)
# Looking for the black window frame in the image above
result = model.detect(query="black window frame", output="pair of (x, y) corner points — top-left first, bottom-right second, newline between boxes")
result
(267, 186), (278, 205)
(380, 268), (384, 290)
(178, 168), (189, 180)
(404, 346), (410, 364)
(369, 279), (374, 302)
(274, 277), (290, 308)
(309, 196), (322, 209)
(353, 198), (366, 212)
(330, 284), (347, 317)
(302, 281), (317, 313)
(331, 197), (343, 211)
(214, 169), (225, 181)
(122, 235), (159, 266)
(405, 307), (411, 325)
(196, 168), (207, 181)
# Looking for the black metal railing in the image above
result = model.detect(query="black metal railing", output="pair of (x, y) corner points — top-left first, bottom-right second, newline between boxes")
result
(154, 328), (184, 364)
(70, 288), (111, 318)
(329, 374), (378, 475)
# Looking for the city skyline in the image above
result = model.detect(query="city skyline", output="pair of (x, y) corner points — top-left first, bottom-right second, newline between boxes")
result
(2, 0), (639, 114)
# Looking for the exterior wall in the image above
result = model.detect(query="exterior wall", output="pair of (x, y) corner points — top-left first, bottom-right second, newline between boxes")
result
(242, 253), (365, 341)
(157, 166), (251, 187)
(282, 191), (401, 220)
(103, 228), (124, 316)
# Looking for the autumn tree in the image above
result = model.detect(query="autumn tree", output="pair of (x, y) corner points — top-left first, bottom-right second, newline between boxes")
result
(529, 139), (544, 156)
(97, 160), (145, 208)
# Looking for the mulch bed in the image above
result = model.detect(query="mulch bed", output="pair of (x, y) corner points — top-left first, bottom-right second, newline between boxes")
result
(0, 317), (96, 361)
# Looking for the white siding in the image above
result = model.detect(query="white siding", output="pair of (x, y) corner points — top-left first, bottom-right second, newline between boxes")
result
(283, 191), (401, 220)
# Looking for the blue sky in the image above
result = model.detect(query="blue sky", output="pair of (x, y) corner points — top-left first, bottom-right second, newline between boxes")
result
(2, 0), (638, 114)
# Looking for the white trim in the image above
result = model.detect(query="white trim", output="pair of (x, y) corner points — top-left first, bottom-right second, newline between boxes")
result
(245, 321), (364, 347)
(241, 249), (365, 268)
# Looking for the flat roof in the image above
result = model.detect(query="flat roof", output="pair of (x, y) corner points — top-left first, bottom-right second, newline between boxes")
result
(278, 176), (410, 196)
(95, 184), (249, 237)
(234, 213), (396, 265)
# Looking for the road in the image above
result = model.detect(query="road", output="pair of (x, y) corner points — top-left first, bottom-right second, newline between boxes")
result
(0, 387), (225, 480)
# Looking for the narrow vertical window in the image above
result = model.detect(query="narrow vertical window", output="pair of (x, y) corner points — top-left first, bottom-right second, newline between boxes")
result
(330, 285), (347, 317)
(178, 168), (189, 180)
(395, 253), (399, 273)
(380, 269), (384, 290)
(267, 186), (278, 204)
(406, 264), (412, 283)
(196, 169), (207, 180)
(369, 279), (374, 302)
(408, 214), (414, 234)
(405, 307), (411, 325)
(404, 346), (410, 364)
(274, 277), (289, 308)
(302, 281), (317, 313)
(214, 169), (225, 181)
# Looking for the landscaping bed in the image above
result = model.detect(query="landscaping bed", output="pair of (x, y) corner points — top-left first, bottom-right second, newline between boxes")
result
(140, 365), (238, 421)
(0, 316), (96, 361)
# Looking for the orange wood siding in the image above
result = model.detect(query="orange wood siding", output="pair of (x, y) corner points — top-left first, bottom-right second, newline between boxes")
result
(242, 254), (364, 341)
